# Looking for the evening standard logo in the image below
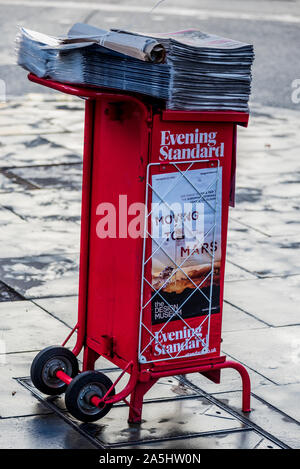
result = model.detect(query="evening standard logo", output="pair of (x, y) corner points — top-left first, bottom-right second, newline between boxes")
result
(159, 129), (224, 161)
(154, 325), (215, 357)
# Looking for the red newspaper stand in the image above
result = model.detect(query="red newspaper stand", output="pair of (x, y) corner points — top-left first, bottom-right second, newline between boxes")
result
(28, 73), (251, 424)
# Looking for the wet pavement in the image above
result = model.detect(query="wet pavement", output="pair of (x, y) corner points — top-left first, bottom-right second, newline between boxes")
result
(0, 94), (299, 449)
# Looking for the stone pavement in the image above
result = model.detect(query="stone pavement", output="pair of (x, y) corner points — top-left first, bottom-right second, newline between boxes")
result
(0, 93), (299, 449)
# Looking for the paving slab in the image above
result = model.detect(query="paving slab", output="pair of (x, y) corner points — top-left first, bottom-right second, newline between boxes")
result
(0, 98), (84, 135)
(118, 430), (281, 449)
(0, 221), (80, 258)
(0, 205), (24, 225)
(238, 171), (300, 201)
(222, 301), (267, 332)
(222, 326), (300, 385)
(236, 149), (300, 177)
(238, 134), (300, 155)
(0, 414), (94, 449)
(43, 132), (84, 154)
(33, 295), (78, 328)
(0, 281), (23, 302)
(224, 276), (300, 327)
(234, 188), (300, 214)
(0, 253), (79, 298)
(0, 300), (74, 353)
(0, 188), (82, 223)
(227, 217), (268, 241)
(231, 210), (300, 238)
(253, 383), (300, 423)
(0, 351), (52, 418)
(0, 170), (29, 193)
(224, 261), (257, 282)
(0, 134), (81, 168)
(77, 398), (245, 447)
(18, 376), (256, 449)
(213, 391), (300, 449)
(12, 163), (83, 191)
(227, 235), (300, 278)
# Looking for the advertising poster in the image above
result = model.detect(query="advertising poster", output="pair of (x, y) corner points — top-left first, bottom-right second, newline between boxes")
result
(149, 166), (222, 360)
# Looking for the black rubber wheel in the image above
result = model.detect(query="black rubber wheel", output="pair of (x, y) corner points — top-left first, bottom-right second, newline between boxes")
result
(64, 371), (115, 422)
(30, 346), (79, 395)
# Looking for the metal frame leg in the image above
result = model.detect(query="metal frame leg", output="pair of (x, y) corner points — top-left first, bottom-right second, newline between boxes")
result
(128, 378), (158, 424)
(82, 346), (100, 371)
(220, 361), (251, 412)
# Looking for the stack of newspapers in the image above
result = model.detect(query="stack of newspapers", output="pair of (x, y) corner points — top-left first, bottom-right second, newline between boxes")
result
(16, 24), (254, 112)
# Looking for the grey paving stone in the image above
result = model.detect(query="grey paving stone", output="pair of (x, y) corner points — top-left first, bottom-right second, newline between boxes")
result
(43, 132), (84, 154)
(20, 377), (280, 450)
(0, 300), (74, 353)
(88, 397), (245, 446)
(224, 276), (300, 327)
(227, 235), (300, 278)
(237, 149), (300, 177)
(227, 217), (267, 242)
(222, 301), (267, 332)
(248, 174), (299, 201)
(238, 133), (300, 156)
(214, 391), (300, 449)
(0, 98), (84, 137)
(12, 163), (83, 191)
(0, 134), (81, 168)
(0, 188), (81, 223)
(118, 430), (281, 449)
(253, 383), (300, 423)
(222, 326), (300, 385)
(34, 295), (78, 328)
(234, 186), (300, 214)
(0, 205), (24, 225)
(231, 210), (300, 238)
(0, 123), (66, 138)
(0, 221), (80, 258)
(224, 261), (257, 282)
(0, 253), (79, 298)
(0, 281), (23, 302)
(0, 414), (94, 449)
(0, 351), (52, 417)
(0, 170), (25, 192)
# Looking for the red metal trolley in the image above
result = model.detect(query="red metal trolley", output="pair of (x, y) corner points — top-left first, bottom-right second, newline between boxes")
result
(29, 73), (251, 424)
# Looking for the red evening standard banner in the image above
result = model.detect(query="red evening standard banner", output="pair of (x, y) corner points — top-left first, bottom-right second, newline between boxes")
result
(148, 166), (222, 360)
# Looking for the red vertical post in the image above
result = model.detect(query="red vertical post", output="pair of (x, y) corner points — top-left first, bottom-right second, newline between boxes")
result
(72, 98), (95, 357)
(128, 378), (158, 423)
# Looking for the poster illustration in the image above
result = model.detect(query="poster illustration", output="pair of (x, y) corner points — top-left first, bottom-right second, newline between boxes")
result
(151, 166), (222, 326)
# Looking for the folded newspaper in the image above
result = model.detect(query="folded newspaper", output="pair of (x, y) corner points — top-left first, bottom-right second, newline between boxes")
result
(16, 24), (254, 112)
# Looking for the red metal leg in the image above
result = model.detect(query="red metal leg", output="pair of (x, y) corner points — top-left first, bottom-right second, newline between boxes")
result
(128, 378), (158, 424)
(82, 346), (100, 371)
(150, 360), (251, 414)
(219, 361), (251, 412)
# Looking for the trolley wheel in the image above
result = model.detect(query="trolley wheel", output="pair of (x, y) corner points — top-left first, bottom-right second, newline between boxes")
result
(30, 346), (79, 395)
(64, 371), (115, 422)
